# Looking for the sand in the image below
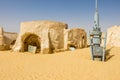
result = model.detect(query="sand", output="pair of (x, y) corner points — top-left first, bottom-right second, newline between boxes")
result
(0, 46), (120, 80)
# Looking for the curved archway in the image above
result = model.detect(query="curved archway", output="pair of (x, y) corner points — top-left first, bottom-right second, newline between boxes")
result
(22, 33), (41, 53)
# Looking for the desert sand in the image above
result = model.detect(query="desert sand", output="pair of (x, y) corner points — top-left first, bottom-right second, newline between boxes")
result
(0, 46), (120, 80)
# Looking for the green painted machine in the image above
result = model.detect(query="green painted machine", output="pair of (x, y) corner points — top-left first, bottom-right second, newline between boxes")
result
(89, 0), (107, 61)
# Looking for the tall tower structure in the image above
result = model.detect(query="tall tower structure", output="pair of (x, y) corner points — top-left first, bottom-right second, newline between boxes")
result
(89, 0), (107, 61)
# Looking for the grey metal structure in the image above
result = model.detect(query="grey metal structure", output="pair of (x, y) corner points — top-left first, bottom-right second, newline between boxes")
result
(89, 0), (107, 61)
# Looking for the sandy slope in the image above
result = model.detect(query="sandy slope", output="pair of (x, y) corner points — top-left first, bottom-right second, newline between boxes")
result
(0, 46), (120, 80)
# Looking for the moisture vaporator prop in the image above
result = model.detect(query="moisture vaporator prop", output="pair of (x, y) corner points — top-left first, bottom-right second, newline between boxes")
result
(89, 0), (107, 61)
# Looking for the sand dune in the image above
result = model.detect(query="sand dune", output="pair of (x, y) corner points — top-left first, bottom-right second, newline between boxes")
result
(0, 46), (120, 80)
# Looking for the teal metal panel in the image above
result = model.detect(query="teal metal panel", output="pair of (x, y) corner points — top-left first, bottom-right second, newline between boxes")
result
(28, 45), (37, 53)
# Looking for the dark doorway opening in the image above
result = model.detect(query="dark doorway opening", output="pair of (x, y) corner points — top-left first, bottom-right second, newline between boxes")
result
(23, 34), (40, 53)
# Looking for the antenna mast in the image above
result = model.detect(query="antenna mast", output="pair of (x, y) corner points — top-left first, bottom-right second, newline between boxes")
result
(96, 0), (98, 10)
(94, 0), (99, 29)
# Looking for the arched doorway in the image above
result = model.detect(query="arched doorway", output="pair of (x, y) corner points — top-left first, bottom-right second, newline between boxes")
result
(22, 33), (41, 53)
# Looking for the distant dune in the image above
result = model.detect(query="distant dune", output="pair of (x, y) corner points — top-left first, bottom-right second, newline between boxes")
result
(0, 46), (120, 80)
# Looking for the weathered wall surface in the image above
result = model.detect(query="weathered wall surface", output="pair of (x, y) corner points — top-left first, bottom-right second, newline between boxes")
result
(0, 27), (5, 50)
(4, 32), (18, 45)
(0, 27), (4, 45)
(13, 20), (68, 54)
(48, 24), (68, 52)
(107, 26), (120, 47)
(0, 27), (17, 50)
(64, 28), (87, 50)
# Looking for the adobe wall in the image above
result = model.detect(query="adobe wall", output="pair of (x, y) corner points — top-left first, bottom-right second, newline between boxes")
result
(13, 20), (68, 54)
(64, 28), (87, 50)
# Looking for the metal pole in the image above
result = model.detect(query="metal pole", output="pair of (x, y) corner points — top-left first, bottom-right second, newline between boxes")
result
(96, 0), (98, 10)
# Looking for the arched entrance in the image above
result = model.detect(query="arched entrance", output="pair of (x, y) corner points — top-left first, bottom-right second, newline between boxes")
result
(22, 33), (41, 53)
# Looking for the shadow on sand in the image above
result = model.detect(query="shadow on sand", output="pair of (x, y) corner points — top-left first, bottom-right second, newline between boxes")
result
(105, 47), (114, 61)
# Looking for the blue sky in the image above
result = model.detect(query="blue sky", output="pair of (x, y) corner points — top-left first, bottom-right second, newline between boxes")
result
(0, 0), (120, 33)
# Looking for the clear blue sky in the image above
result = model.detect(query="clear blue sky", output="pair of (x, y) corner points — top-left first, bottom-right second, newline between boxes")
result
(0, 0), (120, 33)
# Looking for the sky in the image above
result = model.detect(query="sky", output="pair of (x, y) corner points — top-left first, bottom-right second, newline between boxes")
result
(0, 0), (120, 33)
